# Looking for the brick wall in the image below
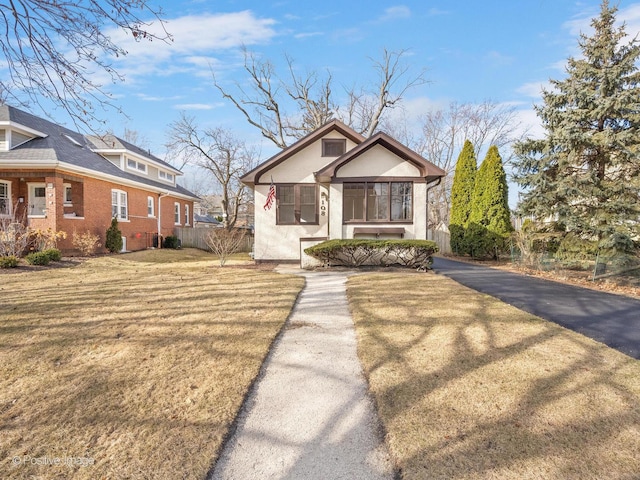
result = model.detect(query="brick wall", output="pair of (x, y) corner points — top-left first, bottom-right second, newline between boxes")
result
(1, 170), (194, 253)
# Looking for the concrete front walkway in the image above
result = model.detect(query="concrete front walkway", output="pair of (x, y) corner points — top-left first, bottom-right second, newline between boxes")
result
(209, 269), (394, 480)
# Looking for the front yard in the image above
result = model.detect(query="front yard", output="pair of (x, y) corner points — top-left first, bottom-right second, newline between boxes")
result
(0, 249), (304, 479)
(348, 272), (640, 479)
(3, 250), (639, 479)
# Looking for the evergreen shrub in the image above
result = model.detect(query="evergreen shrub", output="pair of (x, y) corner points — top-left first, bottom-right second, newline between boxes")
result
(42, 248), (62, 261)
(0, 255), (19, 268)
(105, 218), (123, 253)
(304, 239), (438, 268)
(163, 235), (181, 249)
(25, 251), (50, 265)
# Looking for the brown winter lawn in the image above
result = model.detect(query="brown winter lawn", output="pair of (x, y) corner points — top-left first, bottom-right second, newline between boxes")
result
(0, 249), (303, 479)
(348, 272), (640, 480)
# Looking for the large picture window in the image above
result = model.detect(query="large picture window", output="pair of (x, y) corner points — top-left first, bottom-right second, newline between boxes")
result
(343, 181), (412, 222)
(276, 184), (318, 225)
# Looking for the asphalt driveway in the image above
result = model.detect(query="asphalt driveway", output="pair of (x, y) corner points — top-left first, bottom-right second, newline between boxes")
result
(433, 257), (640, 359)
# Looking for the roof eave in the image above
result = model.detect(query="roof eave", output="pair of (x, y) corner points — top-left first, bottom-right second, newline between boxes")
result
(242, 120), (365, 185)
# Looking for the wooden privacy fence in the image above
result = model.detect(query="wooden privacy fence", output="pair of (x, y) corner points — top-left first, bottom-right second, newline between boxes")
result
(428, 229), (451, 254)
(174, 227), (254, 253)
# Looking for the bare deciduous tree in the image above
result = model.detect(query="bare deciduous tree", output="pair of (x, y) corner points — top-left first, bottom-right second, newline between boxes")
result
(166, 114), (258, 228)
(0, 0), (170, 129)
(386, 101), (524, 229)
(213, 48), (427, 148)
(0, 207), (30, 257)
(122, 128), (150, 151)
(205, 228), (247, 266)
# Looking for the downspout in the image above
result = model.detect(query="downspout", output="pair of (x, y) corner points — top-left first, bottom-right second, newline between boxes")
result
(157, 192), (170, 248)
(425, 177), (442, 240)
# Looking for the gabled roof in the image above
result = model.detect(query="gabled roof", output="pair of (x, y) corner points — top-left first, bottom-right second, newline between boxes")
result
(241, 119), (365, 186)
(194, 213), (222, 225)
(315, 131), (446, 183)
(86, 133), (181, 174)
(0, 104), (198, 200)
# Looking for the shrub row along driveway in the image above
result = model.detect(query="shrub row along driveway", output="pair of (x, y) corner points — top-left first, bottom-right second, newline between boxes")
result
(433, 257), (640, 359)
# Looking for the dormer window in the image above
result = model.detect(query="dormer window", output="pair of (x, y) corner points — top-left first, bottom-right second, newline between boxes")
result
(0, 130), (6, 151)
(322, 139), (346, 157)
(126, 158), (147, 173)
(159, 170), (174, 182)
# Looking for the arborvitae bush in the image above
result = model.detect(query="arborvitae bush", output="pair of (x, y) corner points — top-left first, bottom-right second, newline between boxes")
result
(163, 235), (180, 249)
(105, 217), (123, 253)
(449, 140), (477, 254)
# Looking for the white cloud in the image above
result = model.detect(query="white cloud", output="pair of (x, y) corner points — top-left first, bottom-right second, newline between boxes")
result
(427, 8), (450, 17)
(136, 93), (183, 102)
(173, 103), (216, 110)
(294, 32), (324, 39)
(377, 5), (411, 22)
(512, 107), (544, 139)
(484, 50), (514, 66)
(516, 81), (548, 99)
(563, 3), (640, 41)
(107, 11), (277, 78)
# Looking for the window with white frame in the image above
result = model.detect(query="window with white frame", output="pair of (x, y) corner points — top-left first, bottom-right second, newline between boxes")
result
(64, 184), (72, 205)
(0, 180), (10, 216)
(126, 158), (147, 173)
(111, 189), (128, 220)
(184, 204), (190, 225)
(174, 202), (180, 225)
(147, 196), (155, 217)
(159, 170), (174, 182)
(28, 183), (46, 217)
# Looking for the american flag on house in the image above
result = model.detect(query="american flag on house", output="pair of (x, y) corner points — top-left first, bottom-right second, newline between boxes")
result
(263, 177), (276, 210)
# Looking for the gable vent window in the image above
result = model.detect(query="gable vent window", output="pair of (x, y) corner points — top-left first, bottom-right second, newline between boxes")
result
(322, 139), (346, 157)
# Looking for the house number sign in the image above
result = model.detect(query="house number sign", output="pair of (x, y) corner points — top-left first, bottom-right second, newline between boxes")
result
(320, 192), (328, 216)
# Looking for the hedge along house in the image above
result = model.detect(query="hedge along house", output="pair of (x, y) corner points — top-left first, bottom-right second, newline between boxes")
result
(0, 104), (198, 253)
(241, 120), (446, 264)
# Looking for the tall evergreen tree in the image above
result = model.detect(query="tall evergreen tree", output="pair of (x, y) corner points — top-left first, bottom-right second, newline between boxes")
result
(469, 145), (512, 235)
(449, 140), (477, 253)
(513, 0), (640, 244)
(450, 140), (477, 226)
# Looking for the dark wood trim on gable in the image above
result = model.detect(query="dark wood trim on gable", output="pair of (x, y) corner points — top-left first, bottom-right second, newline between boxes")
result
(332, 176), (427, 184)
(240, 120), (365, 186)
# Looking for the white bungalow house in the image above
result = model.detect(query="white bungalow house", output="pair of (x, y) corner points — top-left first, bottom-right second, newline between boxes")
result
(241, 120), (446, 265)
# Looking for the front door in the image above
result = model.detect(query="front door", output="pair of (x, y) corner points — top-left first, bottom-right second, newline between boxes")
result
(28, 183), (47, 216)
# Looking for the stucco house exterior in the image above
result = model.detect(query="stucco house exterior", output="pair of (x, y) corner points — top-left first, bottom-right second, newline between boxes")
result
(0, 104), (198, 253)
(241, 120), (446, 264)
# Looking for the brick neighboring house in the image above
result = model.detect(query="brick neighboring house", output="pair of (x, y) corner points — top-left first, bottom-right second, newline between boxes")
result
(0, 104), (199, 253)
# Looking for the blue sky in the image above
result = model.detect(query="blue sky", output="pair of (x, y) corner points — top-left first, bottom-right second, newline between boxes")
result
(32, 1), (640, 197)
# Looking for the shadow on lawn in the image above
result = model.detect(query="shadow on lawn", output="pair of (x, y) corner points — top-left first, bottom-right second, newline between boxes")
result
(0, 264), (302, 479)
(349, 273), (640, 479)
